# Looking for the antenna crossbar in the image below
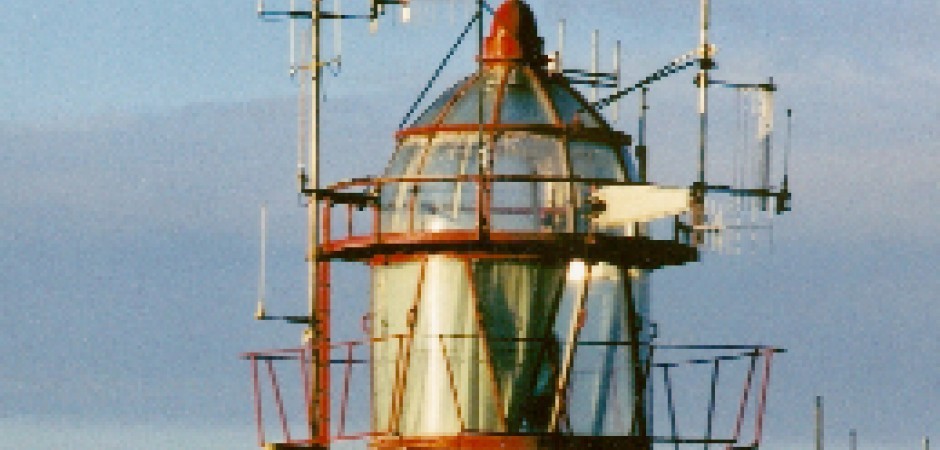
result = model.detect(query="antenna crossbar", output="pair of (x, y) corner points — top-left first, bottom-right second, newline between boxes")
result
(591, 51), (697, 110)
(398, 12), (480, 129)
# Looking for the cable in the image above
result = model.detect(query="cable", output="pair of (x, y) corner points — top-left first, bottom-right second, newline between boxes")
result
(591, 52), (697, 110)
(397, 1), (495, 129)
(398, 12), (479, 129)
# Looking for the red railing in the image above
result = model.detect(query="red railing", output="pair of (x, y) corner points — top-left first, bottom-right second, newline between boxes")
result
(243, 339), (782, 449)
(313, 175), (699, 267)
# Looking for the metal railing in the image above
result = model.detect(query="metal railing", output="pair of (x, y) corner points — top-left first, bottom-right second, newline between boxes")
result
(242, 338), (783, 449)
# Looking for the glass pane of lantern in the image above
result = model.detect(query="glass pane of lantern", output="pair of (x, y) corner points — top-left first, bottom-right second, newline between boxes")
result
(414, 136), (480, 231)
(385, 141), (423, 177)
(547, 83), (600, 128)
(442, 76), (497, 125)
(491, 135), (567, 231)
(412, 75), (472, 127)
(568, 141), (625, 181)
(501, 68), (552, 124)
(471, 261), (566, 432)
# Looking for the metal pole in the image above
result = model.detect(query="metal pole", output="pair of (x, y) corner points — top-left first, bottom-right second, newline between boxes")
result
(476, 0), (487, 238)
(664, 366), (679, 450)
(612, 40), (620, 123)
(308, 0), (327, 447)
(697, 0), (709, 187)
(591, 29), (599, 103)
(638, 87), (648, 183)
(784, 108), (791, 188)
(924, 436), (930, 450)
(258, 204), (266, 317)
(849, 428), (857, 450)
(704, 360), (720, 450)
(815, 396), (824, 450)
(558, 19), (565, 72)
(692, 0), (710, 246)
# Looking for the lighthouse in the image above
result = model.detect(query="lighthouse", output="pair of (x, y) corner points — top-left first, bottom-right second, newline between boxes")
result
(244, 1), (789, 449)
(317, 1), (694, 447)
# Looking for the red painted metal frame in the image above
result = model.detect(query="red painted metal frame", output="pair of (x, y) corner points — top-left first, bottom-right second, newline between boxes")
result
(265, 359), (291, 442)
(318, 176), (698, 268)
(394, 53), (632, 148)
(388, 258), (428, 434)
(370, 434), (651, 449)
(313, 258), (332, 446)
(753, 348), (775, 446)
(730, 353), (758, 444)
(243, 340), (782, 449)
(244, 347), (309, 447)
(650, 345), (782, 449)
(251, 357), (264, 447)
(437, 334), (467, 431)
(300, 340), (312, 437)
(326, 230), (696, 267)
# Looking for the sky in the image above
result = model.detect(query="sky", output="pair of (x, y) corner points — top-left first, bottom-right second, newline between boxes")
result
(2, 1), (938, 449)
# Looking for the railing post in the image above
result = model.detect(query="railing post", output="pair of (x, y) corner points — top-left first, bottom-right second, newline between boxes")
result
(373, 183), (383, 244)
(339, 343), (354, 437)
(347, 203), (353, 239)
(322, 200), (332, 246)
(754, 348), (774, 446)
(252, 356), (265, 447)
(266, 359), (292, 442)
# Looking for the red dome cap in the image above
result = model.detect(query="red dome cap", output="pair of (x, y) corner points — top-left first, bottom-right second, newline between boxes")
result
(483, 0), (543, 63)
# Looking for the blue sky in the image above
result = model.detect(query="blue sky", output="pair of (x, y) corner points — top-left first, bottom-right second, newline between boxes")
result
(2, 1), (938, 449)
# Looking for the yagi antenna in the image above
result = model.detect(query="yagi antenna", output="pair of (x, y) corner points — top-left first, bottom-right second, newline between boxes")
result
(289, 0), (296, 76)
(255, 204), (267, 320)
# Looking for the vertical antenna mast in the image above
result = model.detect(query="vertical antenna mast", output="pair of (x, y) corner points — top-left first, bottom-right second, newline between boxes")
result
(784, 108), (791, 188)
(256, 204), (267, 320)
(698, 0), (710, 186)
(476, 0), (486, 238)
(815, 395), (825, 450)
(591, 29), (599, 103)
(289, 0), (296, 75)
(308, 0), (325, 445)
(638, 87), (648, 182)
(692, 0), (711, 245)
(612, 40), (620, 123)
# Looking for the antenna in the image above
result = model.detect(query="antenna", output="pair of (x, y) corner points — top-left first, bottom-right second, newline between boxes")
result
(815, 395), (824, 450)
(784, 108), (791, 188)
(563, 29), (619, 105)
(591, 29), (599, 103)
(255, 204), (267, 320)
(558, 19), (565, 72)
(612, 39), (621, 122)
(757, 78), (774, 194)
(252, 1), (414, 443)
(289, 0), (296, 76)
